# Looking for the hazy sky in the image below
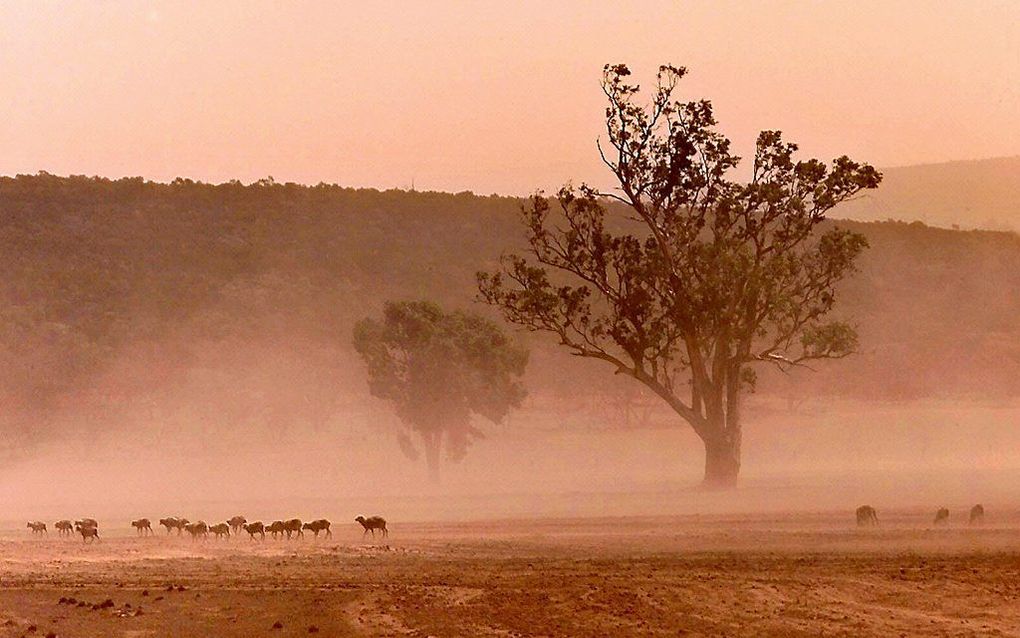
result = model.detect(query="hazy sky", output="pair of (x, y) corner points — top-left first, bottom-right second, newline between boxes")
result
(1, 1), (1016, 195)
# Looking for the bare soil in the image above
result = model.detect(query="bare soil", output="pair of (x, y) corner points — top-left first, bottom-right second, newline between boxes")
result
(2, 514), (1019, 637)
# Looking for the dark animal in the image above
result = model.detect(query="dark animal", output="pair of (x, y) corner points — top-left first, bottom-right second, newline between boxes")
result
(243, 521), (266, 540)
(54, 520), (73, 536)
(27, 521), (47, 534)
(266, 521), (286, 539)
(77, 523), (99, 543)
(159, 517), (179, 534)
(969, 504), (985, 525)
(302, 519), (332, 539)
(355, 515), (388, 538)
(283, 519), (303, 539)
(184, 521), (208, 540)
(934, 508), (949, 525)
(228, 515), (247, 535)
(75, 518), (98, 530)
(855, 506), (878, 527)
(209, 523), (230, 539)
(132, 518), (153, 536)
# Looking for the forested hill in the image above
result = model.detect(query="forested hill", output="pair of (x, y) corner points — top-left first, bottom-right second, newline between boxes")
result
(2, 173), (1019, 441)
(834, 156), (1020, 232)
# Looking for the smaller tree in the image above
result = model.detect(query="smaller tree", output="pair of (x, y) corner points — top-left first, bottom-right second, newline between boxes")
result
(353, 301), (528, 482)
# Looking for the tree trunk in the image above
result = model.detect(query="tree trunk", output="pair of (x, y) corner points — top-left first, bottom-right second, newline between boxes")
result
(698, 364), (744, 488)
(423, 432), (441, 484)
(702, 433), (740, 489)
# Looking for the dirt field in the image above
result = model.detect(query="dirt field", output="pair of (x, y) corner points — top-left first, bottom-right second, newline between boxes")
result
(2, 513), (1019, 637)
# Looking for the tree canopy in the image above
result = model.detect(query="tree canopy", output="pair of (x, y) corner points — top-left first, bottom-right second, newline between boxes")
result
(352, 301), (528, 482)
(478, 64), (882, 487)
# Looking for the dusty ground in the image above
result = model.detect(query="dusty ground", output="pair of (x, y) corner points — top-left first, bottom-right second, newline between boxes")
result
(1, 513), (1019, 637)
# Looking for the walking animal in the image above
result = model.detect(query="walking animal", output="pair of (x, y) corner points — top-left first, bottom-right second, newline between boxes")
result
(855, 506), (878, 527)
(184, 521), (209, 540)
(132, 518), (153, 536)
(76, 522), (99, 543)
(159, 517), (180, 534)
(969, 504), (985, 525)
(228, 516), (247, 536)
(266, 521), (286, 539)
(209, 523), (230, 539)
(283, 519), (304, 539)
(933, 508), (950, 526)
(355, 515), (388, 538)
(54, 520), (73, 536)
(302, 519), (333, 538)
(243, 521), (266, 540)
(27, 521), (47, 535)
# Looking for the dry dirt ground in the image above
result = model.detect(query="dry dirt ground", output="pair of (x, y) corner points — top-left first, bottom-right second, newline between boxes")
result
(1, 513), (1019, 637)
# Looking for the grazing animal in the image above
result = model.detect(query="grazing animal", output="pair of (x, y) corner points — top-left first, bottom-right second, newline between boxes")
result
(54, 520), (73, 536)
(184, 521), (209, 540)
(283, 519), (304, 540)
(209, 523), (230, 539)
(355, 515), (388, 538)
(855, 506), (878, 527)
(243, 521), (266, 540)
(228, 515), (247, 535)
(266, 521), (286, 539)
(77, 524), (99, 543)
(934, 508), (950, 525)
(969, 504), (985, 525)
(132, 518), (153, 536)
(27, 521), (47, 535)
(302, 519), (333, 539)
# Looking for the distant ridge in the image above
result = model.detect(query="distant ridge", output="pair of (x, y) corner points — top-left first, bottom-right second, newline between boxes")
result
(833, 155), (1020, 232)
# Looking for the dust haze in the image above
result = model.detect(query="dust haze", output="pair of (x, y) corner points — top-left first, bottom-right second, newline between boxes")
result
(2, 3), (1019, 635)
(3, 329), (1019, 524)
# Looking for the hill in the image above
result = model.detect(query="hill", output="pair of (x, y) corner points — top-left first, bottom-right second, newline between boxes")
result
(833, 156), (1020, 231)
(1, 173), (1019, 448)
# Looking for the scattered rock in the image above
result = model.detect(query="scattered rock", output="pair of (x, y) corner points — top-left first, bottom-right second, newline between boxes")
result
(308, 626), (319, 633)
(272, 621), (283, 629)
(141, 590), (149, 597)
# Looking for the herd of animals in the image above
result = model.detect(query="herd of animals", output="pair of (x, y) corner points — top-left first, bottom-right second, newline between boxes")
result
(24, 515), (388, 543)
(25, 506), (990, 541)
(854, 504), (985, 526)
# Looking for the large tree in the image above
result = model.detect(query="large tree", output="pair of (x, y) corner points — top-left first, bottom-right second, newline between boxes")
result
(478, 64), (881, 488)
(353, 301), (528, 482)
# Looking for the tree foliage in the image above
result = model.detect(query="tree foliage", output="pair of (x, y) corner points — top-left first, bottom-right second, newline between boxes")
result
(352, 301), (528, 481)
(478, 64), (882, 486)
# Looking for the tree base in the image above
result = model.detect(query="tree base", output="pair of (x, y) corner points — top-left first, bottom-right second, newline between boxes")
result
(702, 438), (740, 489)
(699, 473), (739, 490)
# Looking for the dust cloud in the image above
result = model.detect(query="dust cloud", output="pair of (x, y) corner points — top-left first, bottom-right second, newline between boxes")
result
(3, 349), (1018, 526)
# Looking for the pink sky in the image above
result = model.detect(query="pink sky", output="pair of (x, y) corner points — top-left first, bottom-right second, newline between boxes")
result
(1, 1), (1016, 195)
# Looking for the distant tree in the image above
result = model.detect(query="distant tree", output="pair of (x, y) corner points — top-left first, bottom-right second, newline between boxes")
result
(353, 301), (528, 482)
(478, 64), (881, 488)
